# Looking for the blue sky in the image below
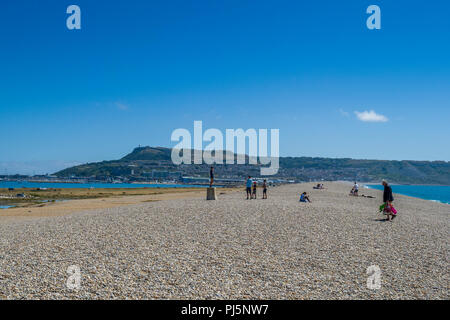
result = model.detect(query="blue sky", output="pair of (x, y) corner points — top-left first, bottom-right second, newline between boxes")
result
(1, 0), (449, 174)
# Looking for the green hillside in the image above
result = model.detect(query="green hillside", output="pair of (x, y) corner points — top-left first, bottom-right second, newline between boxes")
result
(121, 146), (172, 161)
(55, 146), (450, 184)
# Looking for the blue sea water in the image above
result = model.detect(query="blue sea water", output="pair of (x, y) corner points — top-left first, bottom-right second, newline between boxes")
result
(0, 181), (209, 189)
(366, 184), (450, 204)
(0, 180), (218, 209)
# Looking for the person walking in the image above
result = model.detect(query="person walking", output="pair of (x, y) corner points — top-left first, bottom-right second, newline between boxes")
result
(382, 179), (395, 221)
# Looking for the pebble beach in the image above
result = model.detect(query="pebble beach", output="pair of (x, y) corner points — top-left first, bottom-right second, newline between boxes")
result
(0, 182), (448, 299)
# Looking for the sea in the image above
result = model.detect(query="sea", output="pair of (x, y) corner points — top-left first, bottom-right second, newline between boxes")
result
(0, 181), (212, 209)
(366, 184), (450, 205)
(0, 181), (209, 189)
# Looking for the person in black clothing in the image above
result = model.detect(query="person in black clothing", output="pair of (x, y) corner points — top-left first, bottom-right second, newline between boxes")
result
(209, 166), (214, 187)
(382, 179), (395, 221)
(262, 179), (268, 199)
(252, 181), (257, 199)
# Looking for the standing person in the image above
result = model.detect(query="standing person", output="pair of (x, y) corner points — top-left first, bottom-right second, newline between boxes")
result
(252, 181), (257, 199)
(353, 182), (359, 196)
(246, 176), (253, 199)
(262, 179), (268, 199)
(209, 166), (214, 187)
(382, 179), (395, 221)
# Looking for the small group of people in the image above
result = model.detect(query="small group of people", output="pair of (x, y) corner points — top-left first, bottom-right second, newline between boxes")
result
(349, 182), (359, 196)
(241, 175), (397, 222)
(346, 180), (397, 221)
(246, 176), (268, 199)
(300, 183), (326, 202)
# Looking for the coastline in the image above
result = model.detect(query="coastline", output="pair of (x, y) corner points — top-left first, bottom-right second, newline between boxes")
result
(364, 184), (450, 205)
(0, 187), (239, 221)
(365, 182), (450, 186)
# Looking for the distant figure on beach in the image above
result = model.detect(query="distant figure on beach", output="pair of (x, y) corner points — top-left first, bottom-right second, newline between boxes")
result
(382, 179), (396, 221)
(313, 183), (325, 190)
(209, 166), (214, 187)
(300, 192), (311, 203)
(350, 182), (359, 196)
(252, 181), (257, 199)
(262, 179), (268, 199)
(246, 176), (253, 199)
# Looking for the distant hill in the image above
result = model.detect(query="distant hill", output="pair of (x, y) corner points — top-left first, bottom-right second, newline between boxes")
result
(55, 146), (450, 185)
(121, 146), (172, 161)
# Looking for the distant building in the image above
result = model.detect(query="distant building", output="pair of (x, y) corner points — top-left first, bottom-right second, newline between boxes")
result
(150, 171), (182, 179)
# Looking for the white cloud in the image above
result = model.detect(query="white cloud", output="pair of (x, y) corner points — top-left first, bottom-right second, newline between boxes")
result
(354, 110), (388, 122)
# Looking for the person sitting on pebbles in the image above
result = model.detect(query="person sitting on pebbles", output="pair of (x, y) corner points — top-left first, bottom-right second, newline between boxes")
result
(299, 192), (311, 203)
